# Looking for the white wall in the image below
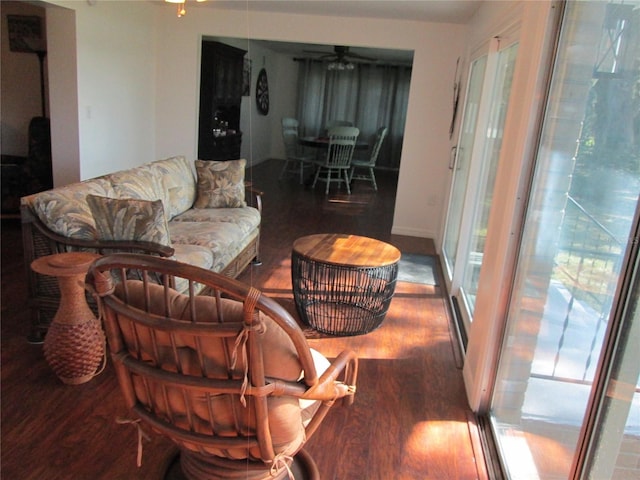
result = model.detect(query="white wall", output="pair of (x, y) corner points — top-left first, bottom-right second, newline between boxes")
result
(153, 5), (467, 239)
(46, 4), (79, 187)
(263, 49), (301, 161)
(258, 47), (299, 161)
(41, 1), (467, 240)
(46, 0), (156, 184)
(76, 1), (156, 180)
(239, 40), (284, 165)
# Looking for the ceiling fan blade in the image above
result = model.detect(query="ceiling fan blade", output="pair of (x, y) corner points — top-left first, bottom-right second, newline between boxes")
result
(344, 52), (378, 62)
(302, 49), (334, 55)
(301, 45), (378, 63)
(335, 46), (377, 62)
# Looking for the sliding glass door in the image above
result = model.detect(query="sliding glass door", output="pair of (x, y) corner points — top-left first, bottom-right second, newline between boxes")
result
(442, 37), (519, 334)
(442, 54), (486, 284)
(490, 1), (640, 478)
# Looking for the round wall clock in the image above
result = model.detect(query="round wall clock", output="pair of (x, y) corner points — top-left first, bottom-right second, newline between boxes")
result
(256, 68), (269, 115)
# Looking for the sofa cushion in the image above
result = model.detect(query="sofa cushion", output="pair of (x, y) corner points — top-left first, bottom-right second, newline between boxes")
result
(170, 244), (215, 294)
(31, 177), (116, 240)
(171, 206), (260, 237)
(169, 222), (258, 273)
(194, 159), (246, 209)
(171, 244), (214, 271)
(147, 156), (196, 220)
(87, 195), (172, 246)
(110, 164), (166, 204)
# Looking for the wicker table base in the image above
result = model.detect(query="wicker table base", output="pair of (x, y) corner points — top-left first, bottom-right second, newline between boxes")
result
(31, 252), (105, 385)
(292, 234), (400, 336)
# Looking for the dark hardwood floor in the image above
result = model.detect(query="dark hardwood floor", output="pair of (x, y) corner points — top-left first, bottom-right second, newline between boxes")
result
(1, 159), (487, 479)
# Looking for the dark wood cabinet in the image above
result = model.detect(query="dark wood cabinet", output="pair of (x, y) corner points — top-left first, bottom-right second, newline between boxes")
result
(198, 41), (246, 161)
(207, 133), (243, 161)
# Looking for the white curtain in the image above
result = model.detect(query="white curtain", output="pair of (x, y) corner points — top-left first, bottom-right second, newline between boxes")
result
(295, 59), (411, 169)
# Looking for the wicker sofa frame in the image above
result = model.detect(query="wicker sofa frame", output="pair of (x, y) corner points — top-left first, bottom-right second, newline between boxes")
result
(21, 180), (262, 344)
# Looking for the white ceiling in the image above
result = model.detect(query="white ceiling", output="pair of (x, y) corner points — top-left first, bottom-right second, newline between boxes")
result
(176, 0), (483, 64)
(207, 1), (483, 24)
(250, 40), (415, 65)
(198, 1), (484, 64)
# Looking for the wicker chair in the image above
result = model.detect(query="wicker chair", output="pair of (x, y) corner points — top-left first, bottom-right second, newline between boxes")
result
(87, 253), (358, 480)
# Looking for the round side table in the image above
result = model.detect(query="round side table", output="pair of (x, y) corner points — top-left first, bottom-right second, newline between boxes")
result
(291, 233), (401, 336)
(31, 252), (105, 385)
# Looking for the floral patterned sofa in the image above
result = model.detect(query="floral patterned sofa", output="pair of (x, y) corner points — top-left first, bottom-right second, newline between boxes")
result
(20, 155), (262, 342)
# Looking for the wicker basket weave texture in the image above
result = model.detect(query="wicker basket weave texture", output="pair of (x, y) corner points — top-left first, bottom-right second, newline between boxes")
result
(292, 251), (398, 336)
(43, 319), (105, 385)
(31, 252), (105, 385)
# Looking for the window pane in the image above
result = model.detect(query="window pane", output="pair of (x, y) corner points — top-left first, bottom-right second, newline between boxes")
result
(460, 42), (519, 314)
(490, 1), (640, 478)
(443, 55), (487, 276)
(586, 258), (640, 479)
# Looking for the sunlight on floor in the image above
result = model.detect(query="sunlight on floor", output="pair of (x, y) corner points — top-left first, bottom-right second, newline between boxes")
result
(401, 420), (473, 474)
(247, 255), (452, 360)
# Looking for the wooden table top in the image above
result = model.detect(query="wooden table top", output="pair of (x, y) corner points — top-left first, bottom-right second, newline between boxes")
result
(299, 136), (368, 150)
(31, 252), (101, 277)
(292, 233), (401, 267)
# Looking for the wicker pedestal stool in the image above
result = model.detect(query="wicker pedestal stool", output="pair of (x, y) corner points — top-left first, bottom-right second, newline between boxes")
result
(31, 252), (105, 385)
(292, 233), (401, 336)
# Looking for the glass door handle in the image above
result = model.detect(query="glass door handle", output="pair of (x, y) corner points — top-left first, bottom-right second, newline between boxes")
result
(449, 146), (459, 170)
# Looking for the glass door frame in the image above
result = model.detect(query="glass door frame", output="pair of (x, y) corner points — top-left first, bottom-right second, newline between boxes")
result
(487, 1), (640, 477)
(576, 205), (640, 479)
(442, 44), (493, 336)
(443, 31), (521, 335)
(455, 1), (563, 413)
(440, 3), (547, 340)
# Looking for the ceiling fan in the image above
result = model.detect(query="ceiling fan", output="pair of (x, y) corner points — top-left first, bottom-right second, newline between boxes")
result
(303, 45), (378, 64)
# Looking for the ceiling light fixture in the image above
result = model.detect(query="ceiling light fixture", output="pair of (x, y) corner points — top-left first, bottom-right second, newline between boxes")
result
(165, 0), (206, 18)
(327, 60), (355, 71)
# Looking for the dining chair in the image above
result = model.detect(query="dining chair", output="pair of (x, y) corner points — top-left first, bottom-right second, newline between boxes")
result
(349, 126), (388, 191)
(324, 120), (354, 135)
(280, 117), (315, 184)
(312, 126), (359, 194)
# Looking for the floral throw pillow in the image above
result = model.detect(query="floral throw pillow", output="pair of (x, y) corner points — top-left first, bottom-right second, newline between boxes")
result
(86, 194), (172, 246)
(194, 159), (246, 209)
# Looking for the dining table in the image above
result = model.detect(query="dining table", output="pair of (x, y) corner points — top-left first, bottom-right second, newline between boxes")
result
(297, 135), (370, 187)
(299, 136), (369, 150)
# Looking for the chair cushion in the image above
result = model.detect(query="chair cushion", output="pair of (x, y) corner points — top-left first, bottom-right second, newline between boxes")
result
(194, 159), (246, 208)
(300, 349), (330, 426)
(114, 280), (309, 460)
(86, 195), (172, 246)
